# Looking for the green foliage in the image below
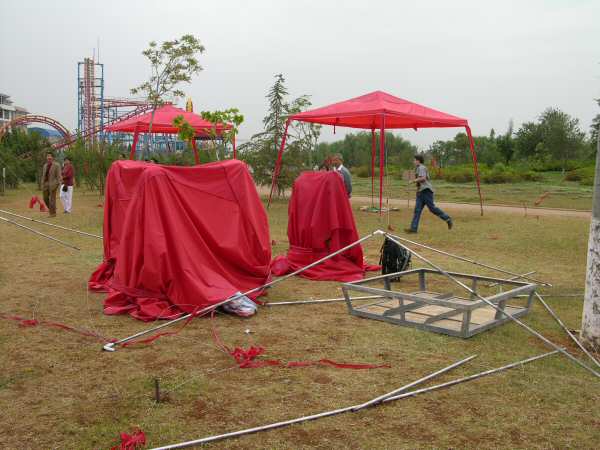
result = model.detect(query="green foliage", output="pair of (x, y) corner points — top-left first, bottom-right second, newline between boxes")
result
(240, 74), (320, 195)
(64, 141), (124, 192)
(564, 166), (595, 185)
(316, 132), (417, 171)
(131, 34), (205, 157)
(0, 128), (53, 188)
(130, 35), (204, 105)
(432, 163), (543, 184)
(200, 108), (244, 160)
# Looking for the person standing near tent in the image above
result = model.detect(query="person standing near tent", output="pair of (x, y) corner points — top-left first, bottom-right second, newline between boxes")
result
(41, 152), (61, 218)
(59, 157), (74, 214)
(405, 154), (452, 233)
(331, 154), (352, 198)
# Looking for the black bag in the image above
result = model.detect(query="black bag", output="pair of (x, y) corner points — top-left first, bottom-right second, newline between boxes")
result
(62, 185), (68, 192)
(379, 238), (411, 282)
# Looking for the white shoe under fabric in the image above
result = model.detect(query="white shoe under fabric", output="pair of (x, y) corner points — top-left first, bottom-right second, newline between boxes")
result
(221, 292), (257, 317)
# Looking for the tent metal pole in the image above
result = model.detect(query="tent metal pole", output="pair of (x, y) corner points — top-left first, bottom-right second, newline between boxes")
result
(379, 116), (385, 214)
(371, 128), (376, 208)
(103, 230), (385, 351)
(387, 233), (551, 287)
(0, 209), (102, 239)
(534, 292), (600, 369)
(0, 215), (80, 251)
(384, 233), (600, 379)
(267, 119), (291, 208)
(266, 295), (383, 306)
(465, 125), (484, 216)
(383, 349), (561, 402)
(148, 350), (557, 449)
(351, 354), (477, 411)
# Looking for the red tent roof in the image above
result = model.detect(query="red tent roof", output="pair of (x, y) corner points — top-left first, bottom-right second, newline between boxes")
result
(105, 104), (231, 136)
(291, 90), (468, 129)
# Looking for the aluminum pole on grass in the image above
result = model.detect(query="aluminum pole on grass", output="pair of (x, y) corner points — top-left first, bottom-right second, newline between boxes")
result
(103, 230), (385, 352)
(0, 215), (80, 251)
(387, 233), (551, 287)
(534, 292), (600, 369)
(0, 209), (102, 239)
(384, 233), (600, 379)
(266, 295), (384, 307)
(149, 350), (558, 450)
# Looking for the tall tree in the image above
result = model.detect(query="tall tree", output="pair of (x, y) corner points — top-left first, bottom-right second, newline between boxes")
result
(131, 34), (204, 158)
(538, 107), (586, 169)
(240, 74), (320, 196)
(590, 98), (600, 148)
(496, 119), (515, 164)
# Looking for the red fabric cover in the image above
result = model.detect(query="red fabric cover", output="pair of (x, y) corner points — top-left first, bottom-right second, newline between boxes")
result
(89, 160), (271, 321)
(271, 171), (376, 282)
(105, 104), (231, 137)
(290, 90), (468, 129)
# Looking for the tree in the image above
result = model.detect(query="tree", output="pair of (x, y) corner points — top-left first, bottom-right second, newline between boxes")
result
(538, 108), (586, 169)
(514, 121), (544, 160)
(496, 119), (515, 164)
(590, 98), (600, 149)
(200, 109), (244, 160)
(131, 34), (205, 158)
(240, 74), (320, 196)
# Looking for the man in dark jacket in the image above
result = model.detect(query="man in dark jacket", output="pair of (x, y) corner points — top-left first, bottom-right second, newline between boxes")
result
(41, 152), (61, 217)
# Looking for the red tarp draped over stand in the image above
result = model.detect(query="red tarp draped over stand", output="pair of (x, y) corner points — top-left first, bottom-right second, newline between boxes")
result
(89, 160), (272, 321)
(271, 171), (378, 282)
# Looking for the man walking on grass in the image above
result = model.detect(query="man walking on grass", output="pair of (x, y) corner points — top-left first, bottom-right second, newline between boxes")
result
(42, 152), (61, 218)
(405, 154), (452, 233)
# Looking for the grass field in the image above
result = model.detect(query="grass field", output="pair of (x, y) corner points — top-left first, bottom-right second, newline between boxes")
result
(0, 183), (599, 449)
(353, 172), (593, 210)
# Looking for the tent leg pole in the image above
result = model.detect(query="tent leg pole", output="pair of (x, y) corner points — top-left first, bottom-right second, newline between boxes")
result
(103, 230), (385, 351)
(148, 350), (557, 449)
(383, 233), (600, 379)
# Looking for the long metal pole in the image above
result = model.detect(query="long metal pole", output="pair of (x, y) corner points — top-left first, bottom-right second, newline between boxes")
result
(384, 349), (561, 402)
(0, 216), (80, 251)
(103, 230), (385, 351)
(351, 354), (477, 411)
(487, 271), (536, 288)
(384, 234), (600, 378)
(535, 292), (600, 369)
(388, 233), (550, 287)
(0, 209), (102, 239)
(149, 350), (557, 450)
(266, 295), (383, 306)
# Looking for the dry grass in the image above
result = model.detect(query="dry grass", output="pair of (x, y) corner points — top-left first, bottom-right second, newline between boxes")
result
(0, 184), (599, 449)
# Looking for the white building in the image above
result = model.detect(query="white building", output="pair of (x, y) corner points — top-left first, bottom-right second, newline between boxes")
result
(0, 93), (29, 126)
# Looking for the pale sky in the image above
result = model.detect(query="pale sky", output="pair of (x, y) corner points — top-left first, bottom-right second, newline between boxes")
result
(1, 0), (599, 149)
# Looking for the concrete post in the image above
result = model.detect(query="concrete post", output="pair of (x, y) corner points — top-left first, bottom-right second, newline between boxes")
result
(581, 133), (600, 349)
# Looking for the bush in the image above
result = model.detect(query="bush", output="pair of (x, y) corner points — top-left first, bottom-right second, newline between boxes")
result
(565, 166), (594, 185)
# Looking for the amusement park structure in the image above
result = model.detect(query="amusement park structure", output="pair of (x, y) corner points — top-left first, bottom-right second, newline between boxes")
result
(0, 55), (152, 150)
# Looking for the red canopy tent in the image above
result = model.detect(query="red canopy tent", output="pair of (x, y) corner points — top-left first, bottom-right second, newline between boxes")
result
(105, 104), (236, 164)
(269, 91), (483, 214)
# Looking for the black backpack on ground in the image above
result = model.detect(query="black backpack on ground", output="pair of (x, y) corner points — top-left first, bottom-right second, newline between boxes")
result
(379, 238), (411, 282)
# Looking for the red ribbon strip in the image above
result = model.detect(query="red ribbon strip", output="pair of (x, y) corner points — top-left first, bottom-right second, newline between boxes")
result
(210, 311), (390, 370)
(110, 428), (146, 450)
(0, 313), (114, 343)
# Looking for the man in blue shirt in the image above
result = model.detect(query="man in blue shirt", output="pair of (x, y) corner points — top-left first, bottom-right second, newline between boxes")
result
(405, 154), (452, 233)
(331, 154), (352, 198)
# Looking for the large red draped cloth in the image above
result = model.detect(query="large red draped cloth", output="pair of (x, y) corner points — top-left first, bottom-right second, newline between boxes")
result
(271, 171), (378, 282)
(89, 160), (272, 321)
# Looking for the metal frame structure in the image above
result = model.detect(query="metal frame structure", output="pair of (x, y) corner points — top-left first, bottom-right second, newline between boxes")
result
(342, 268), (537, 338)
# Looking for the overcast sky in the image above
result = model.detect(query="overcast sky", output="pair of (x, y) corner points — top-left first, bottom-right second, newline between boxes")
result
(1, 0), (599, 149)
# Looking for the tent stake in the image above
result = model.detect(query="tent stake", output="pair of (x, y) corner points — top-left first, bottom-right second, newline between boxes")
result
(534, 292), (600, 369)
(0, 209), (102, 239)
(388, 234), (550, 287)
(103, 230), (385, 352)
(148, 350), (558, 450)
(0, 215), (80, 251)
(384, 233), (600, 379)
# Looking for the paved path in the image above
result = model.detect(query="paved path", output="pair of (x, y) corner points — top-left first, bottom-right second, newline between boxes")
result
(350, 196), (592, 219)
(258, 186), (591, 219)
